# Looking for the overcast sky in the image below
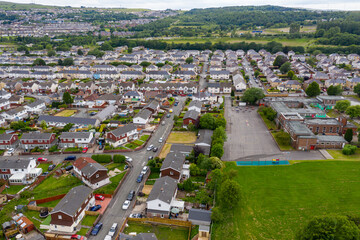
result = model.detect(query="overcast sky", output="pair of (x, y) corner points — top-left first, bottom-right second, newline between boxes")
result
(4, 0), (360, 10)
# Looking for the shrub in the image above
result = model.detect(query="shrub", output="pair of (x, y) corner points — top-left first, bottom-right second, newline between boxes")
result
(91, 154), (112, 163)
(48, 145), (58, 153)
(342, 144), (357, 155)
(113, 155), (125, 163)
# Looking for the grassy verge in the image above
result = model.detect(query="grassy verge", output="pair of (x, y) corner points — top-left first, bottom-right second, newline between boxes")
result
(124, 220), (189, 240)
(159, 143), (171, 158)
(106, 163), (125, 171)
(327, 149), (360, 161)
(94, 171), (126, 195)
(54, 110), (77, 117)
(271, 131), (294, 151)
(326, 109), (340, 118)
(258, 112), (277, 130)
(212, 161), (360, 240)
(167, 132), (197, 144)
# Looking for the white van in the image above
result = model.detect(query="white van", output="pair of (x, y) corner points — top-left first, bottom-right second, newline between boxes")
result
(107, 223), (118, 237)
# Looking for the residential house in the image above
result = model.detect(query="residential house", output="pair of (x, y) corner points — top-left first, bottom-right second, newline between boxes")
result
(0, 99), (10, 110)
(346, 78), (360, 89)
(93, 105), (117, 122)
(24, 100), (46, 115)
(1, 107), (28, 121)
(209, 70), (230, 80)
(207, 83), (232, 94)
(20, 133), (56, 150)
(0, 133), (19, 150)
(37, 115), (99, 128)
(50, 185), (94, 233)
(123, 91), (144, 102)
(0, 159), (37, 181)
(160, 152), (185, 180)
(188, 100), (202, 113)
(107, 124), (139, 147)
(59, 132), (94, 148)
(146, 176), (179, 218)
(0, 90), (11, 99)
(277, 80), (302, 91)
(232, 74), (247, 91)
(73, 157), (110, 189)
(133, 109), (152, 126)
(144, 101), (160, 114)
(183, 110), (200, 126)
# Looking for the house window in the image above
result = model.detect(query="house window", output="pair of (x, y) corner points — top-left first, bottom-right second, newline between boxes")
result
(322, 127), (326, 133)
(96, 174), (99, 178)
(161, 214), (164, 218)
(316, 127), (319, 133)
(336, 127), (339, 133)
(329, 127), (333, 133)
(158, 204), (161, 207)
(170, 171), (174, 175)
(58, 215), (62, 220)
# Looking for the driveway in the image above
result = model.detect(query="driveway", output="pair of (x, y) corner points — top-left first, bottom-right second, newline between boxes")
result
(223, 97), (281, 161)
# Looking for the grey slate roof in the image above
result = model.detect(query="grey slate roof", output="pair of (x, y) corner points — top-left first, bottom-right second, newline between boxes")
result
(132, 233), (158, 240)
(188, 100), (202, 109)
(27, 99), (45, 108)
(145, 100), (159, 111)
(316, 135), (346, 142)
(170, 144), (193, 155)
(188, 208), (212, 224)
(160, 152), (185, 172)
(60, 132), (92, 139)
(195, 129), (213, 146)
(0, 133), (14, 141)
(51, 185), (92, 217)
(38, 115), (97, 126)
(183, 110), (200, 120)
(21, 132), (53, 140)
(94, 105), (117, 122)
(287, 121), (314, 136)
(147, 176), (177, 204)
(109, 124), (137, 137)
(81, 161), (107, 178)
(134, 109), (152, 120)
(0, 159), (31, 169)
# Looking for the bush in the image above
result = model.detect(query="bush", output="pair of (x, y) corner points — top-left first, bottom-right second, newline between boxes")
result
(342, 144), (357, 155)
(113, 155), (125, 163)
(48, 145), (58, 153)
(91, 154), (112, 163)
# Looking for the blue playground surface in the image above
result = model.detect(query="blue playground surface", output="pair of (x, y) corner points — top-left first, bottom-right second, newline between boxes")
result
(236, 160), (290, 166)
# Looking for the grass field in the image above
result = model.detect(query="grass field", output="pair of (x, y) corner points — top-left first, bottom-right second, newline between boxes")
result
(159, 143), (172, 158)
(167, 132), (197, 144)
(32, 173), (82, 199)
(124, 221), (189, 240)
(55, 110), (77, 117)
(4, 185), (25, 195)
(212, 161), (360, 240)
(37, 198), (62, 208)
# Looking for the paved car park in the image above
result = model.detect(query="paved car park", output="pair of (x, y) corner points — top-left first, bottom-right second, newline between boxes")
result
(223, 98), (281, 161)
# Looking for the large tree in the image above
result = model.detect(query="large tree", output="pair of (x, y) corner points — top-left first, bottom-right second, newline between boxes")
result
(210, 144), (224, 158)
(305, 82), (321, 97)
(344, 129), (353, 143)
(212, 127), (227, 142)
(33, 58), (46, 66)
(241, 88), (265, 105)
(354, 83), (360, 98)
(199, 113), (216, 130)
(327, 85), (343, 96)
(218, 179), (241, 209)
(62, 92), (73, 104)
(346, 105), (360, 118)
(334, 100), (350, 113)
(280, 62), (291, 74)
(289, 23), (300, 34)
(185, 57), (193, 64)
(296, 215), (360, 240)
(273, 55), (288, 68)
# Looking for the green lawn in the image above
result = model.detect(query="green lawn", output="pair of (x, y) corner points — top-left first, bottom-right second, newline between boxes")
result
(23, 210), (42, 230)
(77, 228), (89, 236)
(125, 143), (139, 149)
(63, 147), (82, 152)
(37, 198), (62, 208)
(106, 163), (125, 171)
(81, 215), (98, 227)
(94, 171), (126, 195)
(133, 140), (145, 146)
(4, 185), (25, 194)
(54, 110), (77, 117)
(124, 221), (189, 240)
(212, 161), (360, 240)
(148, 171), (160, 180)
(37, 163), (51, 172)
(32, 174), (82, 199)
(145, 180), (156, 185)
(140, 135), (150, 141)
(327, 149), (360, 161)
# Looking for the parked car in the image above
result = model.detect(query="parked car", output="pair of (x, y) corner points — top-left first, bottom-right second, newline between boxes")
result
(91, 223), (103, 236)
(146, 145), (154, 151)
(108, 223), (118, 237)
(82, 147), (88, 153)
(136, 174), (143, 183)
(48, 164), (56, 171)
(90, 205), (102, 211)
(169, 109), (173, 113)
(166, 114), (171, 118)
(127, 190), (136, 201)
(161, 121), (165, 126)
(104, 235), (112, 240)
(71, 234), (85, 240)
(125, 156), (132, 162)
(41, 171), (49, 176)
(148, 156), (153, 161)
(141, 166), (149, 175)
(90, 112), (97, 116)
(158, 138), (163, 143)
(129, 213), (142, 218)
(65, 165), (73, 171)
(152, 147), (158, 152)
(174, 102), (178, 106)
(124, 165), (129, 170)
(64, 156), (76, 161)
(98, 144), (104, 150)
(95, 194), (105, 201)
(37, 157), (47, 162)
(122, 200), (130, 210)
(7, 148), (14, 154)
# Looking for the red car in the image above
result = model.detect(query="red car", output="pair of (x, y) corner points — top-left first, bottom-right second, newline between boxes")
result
(82, 147), (88, 153)
(71, 234), (85, 240)
(95, 194), (105, 201)
(37, 157), (48, 162)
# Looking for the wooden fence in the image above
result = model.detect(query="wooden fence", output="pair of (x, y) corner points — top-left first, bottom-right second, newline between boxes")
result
(129, 217), (192, 227)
